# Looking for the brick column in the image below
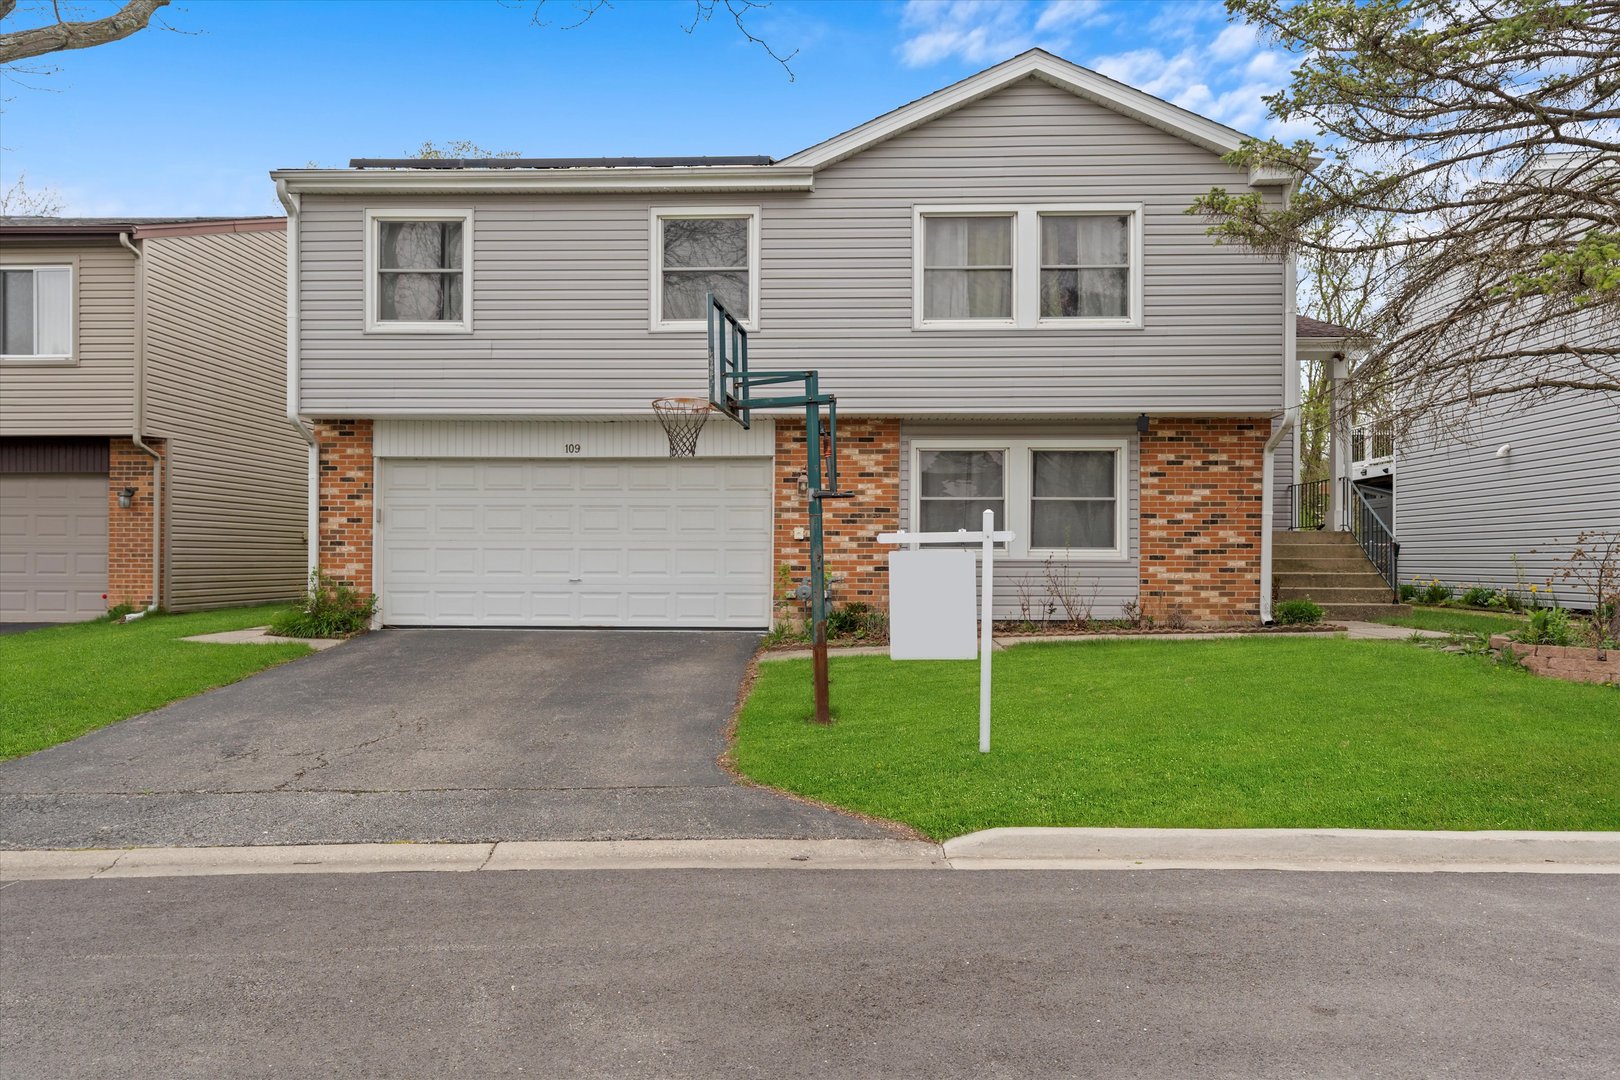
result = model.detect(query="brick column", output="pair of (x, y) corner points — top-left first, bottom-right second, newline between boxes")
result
(773, 417), (900, 617)
(1138, 417), (1267, 624)
(314, 418), (375, 593)
(107, 437), (165, 610)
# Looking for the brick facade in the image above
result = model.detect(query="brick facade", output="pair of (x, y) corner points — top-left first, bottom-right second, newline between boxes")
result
(314, 418), (375, 592)
(773, 417), (900, 621)
(107, 437), (164, 610)
(1138, 417), (1267, 623)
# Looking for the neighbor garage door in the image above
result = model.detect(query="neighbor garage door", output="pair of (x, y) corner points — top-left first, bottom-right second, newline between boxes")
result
(0, 473), (109, 623)
(380, 458), (772, 627)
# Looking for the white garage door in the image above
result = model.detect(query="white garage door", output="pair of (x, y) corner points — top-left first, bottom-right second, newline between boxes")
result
(381, 458), (772, 627)
(0, 473), (109, 623)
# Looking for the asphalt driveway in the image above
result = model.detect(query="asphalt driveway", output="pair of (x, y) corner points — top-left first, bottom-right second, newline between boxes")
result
(0, 630), (893, 848)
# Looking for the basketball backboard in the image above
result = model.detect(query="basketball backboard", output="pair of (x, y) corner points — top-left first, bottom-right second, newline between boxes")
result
(707, 293), (749, 429)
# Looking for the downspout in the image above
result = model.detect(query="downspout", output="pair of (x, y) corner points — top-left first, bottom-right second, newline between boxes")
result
(1259, 174), (1303, 625)
(119, 230), (163, 615)
(275, 178), (319, 577)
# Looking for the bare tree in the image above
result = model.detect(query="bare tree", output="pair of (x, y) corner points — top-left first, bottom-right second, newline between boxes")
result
(1192, 0), (1620, 436)
(410, 140), (522, 160)
(510, 0), (797, 79)
(0, 0), (169, 64)
(0, 172), (63, 215)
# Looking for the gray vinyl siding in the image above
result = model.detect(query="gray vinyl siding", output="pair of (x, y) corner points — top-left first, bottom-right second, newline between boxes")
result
(297, 78), (1285, 418)
(1271, 417), (1296, 530)
(142, 229), (306, 609)
(899, 421), (1139, 619)
(1393, 392), (1620, 609)
(0, 241), (136, 434)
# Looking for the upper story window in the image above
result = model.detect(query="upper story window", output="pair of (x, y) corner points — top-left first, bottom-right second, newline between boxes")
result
(914, 204), (1143, 330)
(922, 216), (1013, 322)
(364, 209), (472, 333)
(912, 437), (1128, 559)
(0, 265), (74, 362)
(650, 207), (759, 331)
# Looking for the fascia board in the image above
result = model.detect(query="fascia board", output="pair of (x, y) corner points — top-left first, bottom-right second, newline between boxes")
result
(269, 166), (814, 195)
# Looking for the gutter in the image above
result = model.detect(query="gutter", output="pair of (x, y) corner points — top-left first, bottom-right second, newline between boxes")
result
(270, 165), (815, 196)
(1259, 173), (1304, 625)
(275, 178), (318, 576)
(118, 230), (163, 614)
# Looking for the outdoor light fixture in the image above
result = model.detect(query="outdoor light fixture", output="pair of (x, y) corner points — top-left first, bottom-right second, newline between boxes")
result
(796, 470), (809, 494)
(1136, 413), (1150, 435)
(1496, 444), (1513, 458)
(117, 487), (137, 509)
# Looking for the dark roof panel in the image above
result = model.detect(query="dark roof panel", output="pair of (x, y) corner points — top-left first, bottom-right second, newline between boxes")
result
(1296, 315), (1363, 338)
(347, 156), (775, 170)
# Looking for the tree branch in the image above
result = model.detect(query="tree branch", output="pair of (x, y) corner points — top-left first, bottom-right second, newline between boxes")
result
(0, 0), (169, 64)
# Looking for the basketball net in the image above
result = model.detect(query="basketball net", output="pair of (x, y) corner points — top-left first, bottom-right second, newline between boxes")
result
(651, 397), (713, 457)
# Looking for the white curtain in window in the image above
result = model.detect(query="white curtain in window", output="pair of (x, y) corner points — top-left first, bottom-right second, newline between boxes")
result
(34, 267), (72, 356)
(924, 217), (1012, 320)
(378, 221), (463, 322)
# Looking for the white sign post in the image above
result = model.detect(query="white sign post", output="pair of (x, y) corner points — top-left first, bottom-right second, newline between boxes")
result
(879, 509), (1014, 753)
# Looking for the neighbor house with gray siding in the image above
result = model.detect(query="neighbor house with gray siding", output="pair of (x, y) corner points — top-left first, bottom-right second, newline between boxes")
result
(0, 216), (307, 622)
(271, 50), (1311, 629)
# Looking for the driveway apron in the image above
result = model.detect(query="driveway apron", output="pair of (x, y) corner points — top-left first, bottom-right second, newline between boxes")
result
(0, 629), (891, 848)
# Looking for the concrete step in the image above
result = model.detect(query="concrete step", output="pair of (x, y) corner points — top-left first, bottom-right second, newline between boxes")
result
(1279, 585), (1399, 605)
(1319, 603), (1413, 621)
(1275, 554), (1380, 573)
(1275, 571), (1392, 591)
(1273, 532), (1362, 549)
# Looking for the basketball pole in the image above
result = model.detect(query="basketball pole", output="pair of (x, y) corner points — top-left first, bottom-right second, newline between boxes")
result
(806, 396), (831, 726)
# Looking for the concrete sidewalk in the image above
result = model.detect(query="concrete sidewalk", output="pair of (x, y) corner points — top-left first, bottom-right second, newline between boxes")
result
(6, 828), (1617, 881)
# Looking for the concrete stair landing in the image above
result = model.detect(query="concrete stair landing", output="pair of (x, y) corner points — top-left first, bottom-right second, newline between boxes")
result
(1274, 531), (1411, 622)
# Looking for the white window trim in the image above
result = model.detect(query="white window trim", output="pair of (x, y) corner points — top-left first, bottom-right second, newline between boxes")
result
(0, 261), (77, 364)
(912, 204), (1145, 331)
(363, 208), (474, 334)
(649, 206), (761, 333)
(911, 436), (1129, 560)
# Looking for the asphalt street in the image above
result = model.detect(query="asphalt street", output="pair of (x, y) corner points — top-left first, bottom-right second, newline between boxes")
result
(3, 868), (1615, 1078)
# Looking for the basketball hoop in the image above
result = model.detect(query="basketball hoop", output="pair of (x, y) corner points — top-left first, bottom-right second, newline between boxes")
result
(651, 397), (713, 457)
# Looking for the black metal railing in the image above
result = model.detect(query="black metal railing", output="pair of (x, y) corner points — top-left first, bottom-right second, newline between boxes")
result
(1287, 478), (1346, 531)
(1349, 485), (1400, 597)
(1351, 424), (1395, 463)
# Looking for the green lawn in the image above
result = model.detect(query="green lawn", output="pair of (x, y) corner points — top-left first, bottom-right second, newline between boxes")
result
(0, 605), (309, 760)
(1375, 606), (1528, 638)
(733, 638), (1619, 839)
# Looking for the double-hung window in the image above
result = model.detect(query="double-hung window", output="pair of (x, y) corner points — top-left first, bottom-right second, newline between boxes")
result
(365, 210), (472, 332)
(651, 208), (760, 330)
(0, 265), (74, 362)
(914, 204), (1142, 329)
(913, 438), (1127, 559)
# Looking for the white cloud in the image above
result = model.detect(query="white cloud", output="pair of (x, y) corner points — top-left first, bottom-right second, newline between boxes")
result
(1209, 24), (1257, 61)
(897, 0), (1113, 68)
(1035, 0), (1108, 31)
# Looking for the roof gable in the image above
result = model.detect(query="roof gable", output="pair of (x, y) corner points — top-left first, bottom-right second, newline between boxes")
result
(782, 49), (1272, 179)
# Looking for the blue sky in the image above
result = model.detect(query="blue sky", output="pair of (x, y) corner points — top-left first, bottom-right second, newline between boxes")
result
(2, 0), (1308, 217)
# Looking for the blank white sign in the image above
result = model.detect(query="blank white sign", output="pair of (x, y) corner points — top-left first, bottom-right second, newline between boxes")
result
(888, 549), (978, 660)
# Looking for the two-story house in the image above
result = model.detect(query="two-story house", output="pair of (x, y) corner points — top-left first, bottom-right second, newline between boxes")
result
(0, 216), (307, 623)
(270, 50), (1304, 630)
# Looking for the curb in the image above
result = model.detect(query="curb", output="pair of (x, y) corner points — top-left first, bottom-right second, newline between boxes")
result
(5, 829), (1619, 882)
(941, 827), (1620, 873)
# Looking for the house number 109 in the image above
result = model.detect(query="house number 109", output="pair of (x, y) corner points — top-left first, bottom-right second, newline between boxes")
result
(563, 443), (582, 454)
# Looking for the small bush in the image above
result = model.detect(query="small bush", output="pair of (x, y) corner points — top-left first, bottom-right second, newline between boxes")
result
(825, 602), (887, 641)
(270, 569), (376, 639)
(1491, 588), (1525, 613)
(1273, 598), (1324, 626)
(1518, 607), (1575, 647)
(1398, 583), (1419, 602)
(104, 602), (137, 621)
(1420, 580), (1453, 605)
(1461, 586), (1495, 608)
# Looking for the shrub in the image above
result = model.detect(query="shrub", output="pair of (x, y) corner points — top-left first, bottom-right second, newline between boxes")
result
(104, 602), (136, 621)
(1274, 598), (1324, 625)
(270, 569), (377, 639)
(1420, 580), (1453, 605)
(825, 602), (887, 641)
(1461, 586), (1495, 608)
(1517, 606), (1575, 647)
(1491, 588), (1525, 613)
(1398, 583), (1419, 602)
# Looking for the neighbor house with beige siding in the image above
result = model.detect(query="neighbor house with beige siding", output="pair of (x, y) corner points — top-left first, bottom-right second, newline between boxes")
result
(271, 50), (1312, 630)
(1, 216), (306, 622)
